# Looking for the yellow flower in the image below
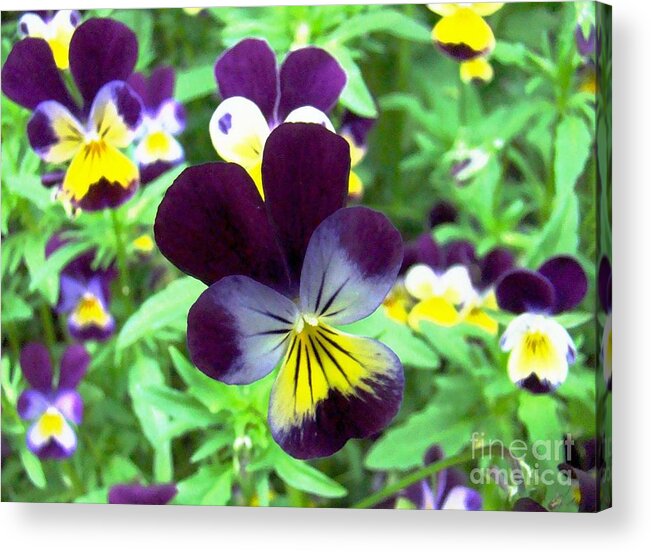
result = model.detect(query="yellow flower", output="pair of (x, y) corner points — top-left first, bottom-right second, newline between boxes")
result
(460, 56), (494, 84)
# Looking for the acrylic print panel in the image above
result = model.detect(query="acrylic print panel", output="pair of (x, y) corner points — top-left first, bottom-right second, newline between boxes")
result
(0, 2), (611, 511)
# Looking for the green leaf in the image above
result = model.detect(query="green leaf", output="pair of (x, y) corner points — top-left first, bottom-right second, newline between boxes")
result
(139, 387), (215, 426)
(554, 311), (593, 329)
(271, 444), (347, 498)
(324, 9), (431, 44)
(28, 241), (92, 301)
(176, 466), (232, 506)
(1, 292), (32, 322)
(19, 447), (46, 489)
(176, 64), (216, 103)
(327, 47), (377, 118)
(128, 358), (171, 448)
(517, 393), (563, 443)
(191, 433), (233, 463)
(117, 277), (205, 350)
(554, 115), (593, 196)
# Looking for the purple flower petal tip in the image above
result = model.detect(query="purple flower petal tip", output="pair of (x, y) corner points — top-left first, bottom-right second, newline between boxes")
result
(108, 483), (177, 505)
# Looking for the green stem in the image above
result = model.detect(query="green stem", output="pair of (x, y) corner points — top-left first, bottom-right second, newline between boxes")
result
(111, 210), (134, 315)
(38, 303), (57, 351)
(352, 445), (495, 509)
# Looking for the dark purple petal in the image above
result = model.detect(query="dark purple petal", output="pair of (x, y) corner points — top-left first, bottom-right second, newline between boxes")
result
(17, 389), (49, 421)
(559, 464), (597, 512)
(154, 162), (291, 291)
(340, 110), (375, 147)
(108, 483), (177, 505)
(262, 123), (350, 286)
(598, 256), (612, 312)
(139, 160), (178, 185)
(28, 438), (75, 460)
(1, 38), (77, 112)
(480, 247), (514, 289)
(69, 18), (138, 106)
(434, 466), (468, 509)
(537, 256), (588, 313)
(423, 444), (444, 466)
(58, 345), (90, 390)
(518, 373), (557, 395)
(496, 269), (556, 314)
(127, 66), (175, 112)
(20, 343), (53, 391)
(72, 175), (139, 212)
(513, 497), (548, 512)
(68, 312), (115, 343)
(277, 47), (346, 121)
(445, 240), (477, 268)
(402, 480), (436, 509)
(53, 389), (84, 425)
(401, 233), (443, 273)
(214, 38), (278, 122)
(299, 206), (403, 325)
(428, 201), (458, 229)
(187, 275), (298, 384)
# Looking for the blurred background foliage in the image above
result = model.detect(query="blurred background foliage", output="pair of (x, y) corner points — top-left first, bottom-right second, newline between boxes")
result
(1, 2), (607, 510)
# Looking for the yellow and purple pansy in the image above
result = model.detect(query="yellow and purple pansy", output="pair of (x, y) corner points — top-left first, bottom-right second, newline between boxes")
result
(209, 38), (362, 197)
(155, 123), (404, 459)
(108, 483), (177, 505)
(378, 446), (482, 510)
(428, 3), (503, 62)
(576, 24), (597, 94)
(46, 235), (117, 342)
(127, 66), (186, 184)
(1, 17), (143, 211)
(598, 256), (612, 389)
(17, 10), (81, 70)
(496, 256), (588, 394)
(17, 343), (89, 460)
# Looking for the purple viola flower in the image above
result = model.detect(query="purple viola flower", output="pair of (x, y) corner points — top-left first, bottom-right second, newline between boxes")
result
(209, 38), (347, 196)
(598, 256), (612, 389)
(17, 342), (89, 460)
(155, 123), (404, 459)
(17, 10), (81, 70)
(46, 235), (117, 341)
(496, 256), (588, 394)
(1, 18), (143, 211)
(108, 483), (177, 505)
(379, 446), (482, 511)
(428, 200), (458, 229)
(127, 66), (186, 185)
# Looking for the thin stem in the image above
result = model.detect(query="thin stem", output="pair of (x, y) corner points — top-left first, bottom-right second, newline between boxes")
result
(110, 209), (134, 315)
(352, 445), (496, 509)
(38, 303), (57, 351)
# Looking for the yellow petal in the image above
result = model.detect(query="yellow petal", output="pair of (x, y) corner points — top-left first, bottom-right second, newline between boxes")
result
(460, 57), (494, 83)
(433, 8), (496, 60)
(408, 297), (462, 330)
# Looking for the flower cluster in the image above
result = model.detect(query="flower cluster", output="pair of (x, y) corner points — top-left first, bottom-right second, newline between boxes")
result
(428, 3), (503, 84)
(155, 122), (404, 459)
(17, 343), (89, 459)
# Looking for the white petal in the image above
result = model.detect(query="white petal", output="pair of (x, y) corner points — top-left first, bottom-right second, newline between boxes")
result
(284, 106), (335, 131)
(404, 264), (440, 300)
(209, 96), (270, 169)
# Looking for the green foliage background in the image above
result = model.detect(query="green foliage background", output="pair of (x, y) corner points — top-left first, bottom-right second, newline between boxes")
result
(1, 3), (610, 510)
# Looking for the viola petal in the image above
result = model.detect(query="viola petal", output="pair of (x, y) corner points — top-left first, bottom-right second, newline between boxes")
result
(496, 269), (556, 314)
(209, 96), (270, 183)
(269, 325), (403, 459)
(108, 483), (178, 505)
(300, 207), (403, 325)
(262, 123), (350, 285)
(128, 66), (175, 112)
(214, 38), (279, 122)
(284, 106), (335, 130)
(58, 344), (90, 390)
(537, 256), (588, 313)
(433, 8), (496, 61)
(89, 81), (143, 148)
(53, 389), (84, 425)
(1, 37), (77, 112)
(598, 256), (612, 313)
(154, 162), (291, 291)
(20, 342), (53, 392)
(277, 47), (346, 121)
(69, 18), (138, 106)
(61, 140), (139, 211)
(480, 247), (514, 289)
(27, 101), (85, 163)
(17, 389), (49, 421)
(187, 275), (298, 384)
